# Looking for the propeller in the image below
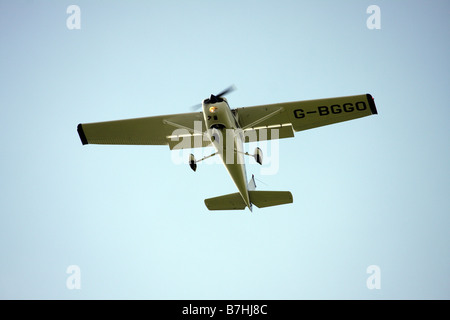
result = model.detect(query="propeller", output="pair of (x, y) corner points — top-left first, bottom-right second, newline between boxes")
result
(215, 85), (236, 98)
(190, 85), (236, 110)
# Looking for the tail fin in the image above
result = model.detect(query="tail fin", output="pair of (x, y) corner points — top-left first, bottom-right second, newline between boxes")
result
(204, 190), (293, 211)
(248, 174), (256, 191)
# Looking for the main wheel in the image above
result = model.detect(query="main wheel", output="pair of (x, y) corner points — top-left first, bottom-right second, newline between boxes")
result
(189, 154), (197, 172)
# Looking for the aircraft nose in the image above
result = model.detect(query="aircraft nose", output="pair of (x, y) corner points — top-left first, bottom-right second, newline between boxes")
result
(209, 94), (218, 103)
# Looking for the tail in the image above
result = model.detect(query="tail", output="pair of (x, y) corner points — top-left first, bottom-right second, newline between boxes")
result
(204, 190), (293, 211)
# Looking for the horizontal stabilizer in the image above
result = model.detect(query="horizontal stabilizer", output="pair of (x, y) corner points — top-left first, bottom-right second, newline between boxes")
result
(204, 190), (293, 211)
(249, 190), (293, 208)
(204, 192), (247, 210)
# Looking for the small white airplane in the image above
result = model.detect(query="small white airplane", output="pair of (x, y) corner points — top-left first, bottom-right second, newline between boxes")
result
(77, 86), (377, 211)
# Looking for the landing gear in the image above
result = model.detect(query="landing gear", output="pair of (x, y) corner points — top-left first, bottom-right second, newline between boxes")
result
(189, 152), (217, 172)
(253, 147), (263, 165)
(189, 147), (262, 172)
(242, 147), (263, 165)
(189, 154), (197, 172)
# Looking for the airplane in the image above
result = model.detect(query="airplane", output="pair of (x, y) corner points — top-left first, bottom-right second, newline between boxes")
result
(77, 86), (377, 211)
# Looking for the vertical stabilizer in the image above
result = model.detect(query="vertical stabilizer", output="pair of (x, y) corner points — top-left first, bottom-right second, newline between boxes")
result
(248, 174), (256, 191)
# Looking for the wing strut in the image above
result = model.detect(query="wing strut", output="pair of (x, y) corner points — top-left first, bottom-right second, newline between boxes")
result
(163, 119), (203, 135)
(189, 152), (217, 172)
(240, 107), (284, 130)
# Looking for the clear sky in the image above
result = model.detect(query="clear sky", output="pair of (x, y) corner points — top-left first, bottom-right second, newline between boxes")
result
(0, 0), (449, 299)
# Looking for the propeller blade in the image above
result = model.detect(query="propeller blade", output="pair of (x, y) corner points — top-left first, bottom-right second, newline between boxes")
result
(189, 85), (237, 111)
(190, 103), (202, 111)
(215, 85), (236, 98)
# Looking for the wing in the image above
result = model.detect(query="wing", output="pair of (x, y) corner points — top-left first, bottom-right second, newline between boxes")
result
(235, 94), (377, 141)
(77, 111), (211, 150)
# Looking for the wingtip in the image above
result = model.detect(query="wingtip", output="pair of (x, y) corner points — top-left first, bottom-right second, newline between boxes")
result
(366, 94), (378, 115)
(77, 123), (88, 145)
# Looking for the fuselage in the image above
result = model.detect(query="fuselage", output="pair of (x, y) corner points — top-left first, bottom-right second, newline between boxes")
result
(202, 97), (252, 210)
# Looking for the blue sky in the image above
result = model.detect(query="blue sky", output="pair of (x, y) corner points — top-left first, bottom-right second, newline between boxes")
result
(0, 0), (449, 299)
